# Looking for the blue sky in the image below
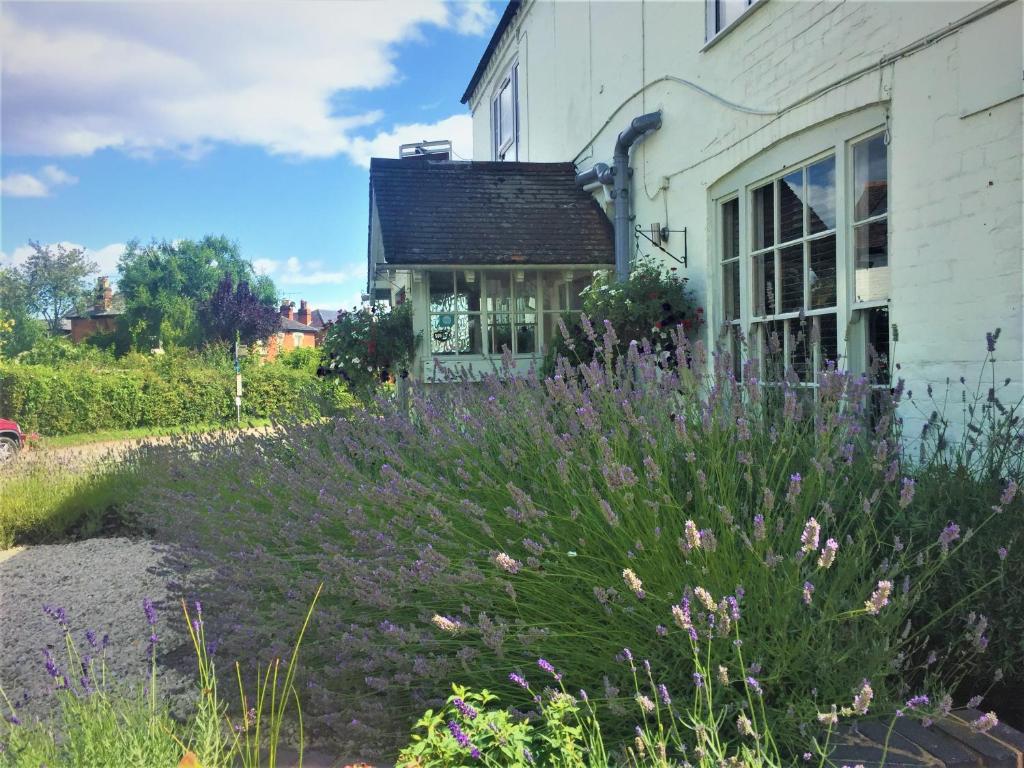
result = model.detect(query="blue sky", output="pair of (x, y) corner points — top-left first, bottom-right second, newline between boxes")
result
(0, 1), (495, 311)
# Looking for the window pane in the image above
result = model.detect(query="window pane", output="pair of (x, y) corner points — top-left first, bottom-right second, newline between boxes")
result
(757, 320), (784, 381)
(566, 274), (590, 311)
(489, 315), (513, 354)
(429, 271), (455, 312)
(486, 272), (512, 313)
(499, 79), (514, 149)
(806, 156), (836, 234)
(864, 306), (890, 385)
(719, 0), (747, 29)
(722, 198), (740, 261)
(809, 235), (837, 309)
(779, 244), (803, 313)
(457, 271), (481, 312)
(753, 252), (775, 315)
(723, 259), (740, 321)
(461, 315), (482, 355)
(514, 272), (537, 315)
(515, 317), (537, 354)
(816, 312), (838, 371)
(854, 219), (890, 302)
(778, 170), (804, 243)
(430, 313), (458, 355)
(752, 183), (774, 249)
(853, 134), (887, 221)
(790, 319), (811, 382)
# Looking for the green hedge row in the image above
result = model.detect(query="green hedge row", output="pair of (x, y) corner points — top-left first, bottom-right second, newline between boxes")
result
(0, 361), (351, 435)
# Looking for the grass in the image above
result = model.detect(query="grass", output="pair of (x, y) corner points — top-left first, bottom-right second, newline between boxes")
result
(35, 418), (274, 450)
(0, 455), (141, 549)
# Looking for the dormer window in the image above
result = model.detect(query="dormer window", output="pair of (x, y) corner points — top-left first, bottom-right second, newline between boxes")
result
(492, 63), (519, 161)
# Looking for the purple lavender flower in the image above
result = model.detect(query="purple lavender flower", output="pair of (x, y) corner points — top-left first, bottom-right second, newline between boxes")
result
(1000, 479), (1018, 506)
(906, 694), (929, 709)
(657, 683), (671, 706)
(537, 658), (562, 681)
(787, 473), (803, 503)
(803, 581), (815, 606)
(938, 522), (961, 553)
(971, 711), (998, 733)
(447, 719), (473, 750)
(85, 630), (97, 648)
(142, 598), (157, 627)
(42, 605), (68, 628)
(899, 477), (916, 509)
(746, 676), (763, 696)
(997, 546), (1009, 561)
(453, 697), (478, 720)
(509, 672), (529, 689)
(692, 672), (704, 689)
(753, 514), (766, 541)
(43, 649), (60, 679)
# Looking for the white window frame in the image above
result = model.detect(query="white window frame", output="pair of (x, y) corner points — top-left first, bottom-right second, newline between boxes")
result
(704, 0), (763, 45)
(709, 109), (891, 387)
(492, 63), (519, 161)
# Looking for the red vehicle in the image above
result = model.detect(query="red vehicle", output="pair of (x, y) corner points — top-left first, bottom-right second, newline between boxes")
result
(0, 419), (25, 464)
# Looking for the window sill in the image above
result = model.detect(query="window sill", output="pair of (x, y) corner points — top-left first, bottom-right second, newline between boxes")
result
(700, 0), (767, 53)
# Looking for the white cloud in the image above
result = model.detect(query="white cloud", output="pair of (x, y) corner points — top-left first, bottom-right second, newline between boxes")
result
(0, 174), (49, 198)
(449, 2), (498, 36)
(0, 164), (79, 197)
(346, 114), (473, 168)
(0, 241), (124, 278)
(1, 2), (487, 161)
(253, 255), (364, 286)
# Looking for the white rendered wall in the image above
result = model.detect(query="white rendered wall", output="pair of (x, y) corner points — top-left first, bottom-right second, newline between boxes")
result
(467, 0), (1023, 425)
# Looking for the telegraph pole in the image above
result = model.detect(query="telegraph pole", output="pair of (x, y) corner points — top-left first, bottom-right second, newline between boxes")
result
(234, 331), (242, 426)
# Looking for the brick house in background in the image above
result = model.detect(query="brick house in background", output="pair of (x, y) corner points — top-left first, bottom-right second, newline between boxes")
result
(66, 276), (124, 342)
(264, 299), (318, 360)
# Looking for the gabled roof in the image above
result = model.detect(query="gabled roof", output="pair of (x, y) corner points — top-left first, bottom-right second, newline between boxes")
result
(65, 294), (126, 319)
(280, 316), (317, 332)
(461, 1), (521, 105)
(311, 309), (338, 328)
(368, 158), (614, 270)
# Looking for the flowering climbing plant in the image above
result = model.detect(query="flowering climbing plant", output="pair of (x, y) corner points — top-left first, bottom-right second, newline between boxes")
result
(319, 300), (419, 398)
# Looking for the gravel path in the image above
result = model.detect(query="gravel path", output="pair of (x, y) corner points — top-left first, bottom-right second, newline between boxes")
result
(0, 537), (194, 724)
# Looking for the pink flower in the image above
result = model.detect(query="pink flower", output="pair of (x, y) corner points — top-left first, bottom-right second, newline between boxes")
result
(817, 538), (839, 569)
(865, 580), (892, 615)
(971, 712), (998, 733)
(800, 517), (821, 553)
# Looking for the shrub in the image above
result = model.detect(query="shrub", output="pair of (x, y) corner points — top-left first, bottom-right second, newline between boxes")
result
(136, 325), (1017, 759)
(320, 301), (419, 398)
(543, 257), (702, 375)
(0, 352), (347, 435)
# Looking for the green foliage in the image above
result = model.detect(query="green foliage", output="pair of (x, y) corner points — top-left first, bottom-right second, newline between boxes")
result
(117, 236), (277, 350)
(320, 301), (419, 398)
(18, 241), (97, 334)
(0, 589), (321, 768)
(0, 267), (45, 357)
(0, 454), (139, 549)
(544, 257), (701, 373)
(0, 351), (345, 436)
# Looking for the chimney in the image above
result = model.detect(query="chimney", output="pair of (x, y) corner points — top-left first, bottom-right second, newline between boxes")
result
(280, 300), (294, 320)
(95, 276), (112, 312)
(297, 299), (312, 326)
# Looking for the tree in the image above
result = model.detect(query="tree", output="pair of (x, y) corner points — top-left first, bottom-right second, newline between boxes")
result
(200, 274), (280, 346)
(118, 235), (277, 349)
(20, 241), (97, 333)
(0, 267), (44, 356)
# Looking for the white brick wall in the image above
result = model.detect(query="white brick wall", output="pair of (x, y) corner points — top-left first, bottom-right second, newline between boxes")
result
(468, 0), (1023, 430)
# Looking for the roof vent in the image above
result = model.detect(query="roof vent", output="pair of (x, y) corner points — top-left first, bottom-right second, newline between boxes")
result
(399, 139), (452, 161)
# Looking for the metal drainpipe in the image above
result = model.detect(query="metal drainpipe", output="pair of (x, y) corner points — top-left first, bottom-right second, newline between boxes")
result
(612, 111), (662, 280)
(575, 111), (662, 281)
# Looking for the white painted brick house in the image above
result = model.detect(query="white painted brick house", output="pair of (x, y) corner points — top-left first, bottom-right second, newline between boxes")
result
(458, 0), (1022, 423)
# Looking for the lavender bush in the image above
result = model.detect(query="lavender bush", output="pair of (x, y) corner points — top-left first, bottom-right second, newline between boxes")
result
(135, 322), (1016, 758)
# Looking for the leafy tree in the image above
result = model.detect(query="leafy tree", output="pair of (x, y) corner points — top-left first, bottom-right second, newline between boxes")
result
(20, 241), (97, 333)
(0, 267), (44, 356)
(117, 235), (276, 349)
(200, 274), (280, 347)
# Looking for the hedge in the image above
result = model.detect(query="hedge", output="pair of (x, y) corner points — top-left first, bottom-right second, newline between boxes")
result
(0, 360), (351, 435)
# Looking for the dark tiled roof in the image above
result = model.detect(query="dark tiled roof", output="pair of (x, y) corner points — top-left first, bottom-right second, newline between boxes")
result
(65, 294), (126, 319)
(369, 159), (614, 269)
(311, 309), (338, 328)
(279, 317), (317, 332)
(461, 1), (520, 105)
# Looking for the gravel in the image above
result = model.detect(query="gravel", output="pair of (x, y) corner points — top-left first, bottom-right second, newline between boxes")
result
(0, 537), (195, 724)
